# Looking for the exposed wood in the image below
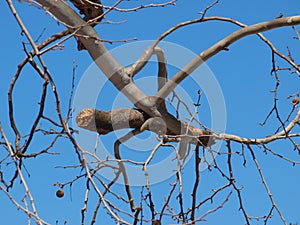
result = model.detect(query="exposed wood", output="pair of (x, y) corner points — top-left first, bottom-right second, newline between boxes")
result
(76, 108), (148, 134)
(76, 107), (213, 147)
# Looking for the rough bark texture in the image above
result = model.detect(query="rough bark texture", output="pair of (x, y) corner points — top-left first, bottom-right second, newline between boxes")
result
(76, 108), (148, 134)
(76, 108), (213, 147)
(69, 0), (104, 50)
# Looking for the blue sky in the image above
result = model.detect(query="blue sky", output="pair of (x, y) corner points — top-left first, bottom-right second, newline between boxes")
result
(1, 0), (300, 224)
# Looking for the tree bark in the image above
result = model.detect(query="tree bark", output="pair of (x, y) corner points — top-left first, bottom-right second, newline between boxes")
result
(76, 108), (148, 134)
(76, 108), (213, 146)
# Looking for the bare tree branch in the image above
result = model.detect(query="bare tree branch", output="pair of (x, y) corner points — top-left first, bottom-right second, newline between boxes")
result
(216, 108), (300, 145)
(155, 16), (300, 103)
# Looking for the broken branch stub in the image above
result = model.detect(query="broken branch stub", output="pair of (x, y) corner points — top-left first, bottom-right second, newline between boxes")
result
(76, 108), (214, 147)
(76, 108), (148, 134)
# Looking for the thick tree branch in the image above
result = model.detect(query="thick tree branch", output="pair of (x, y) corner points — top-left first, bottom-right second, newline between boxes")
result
(155, 16), (300, 103)
(76, 108), (212, 146)
(77, 107), (300, 147)
(36, 0), (156, 115)
(155, 47), (168, 91)
(76, 108), (148, 134)
(154, 16), (300, 74)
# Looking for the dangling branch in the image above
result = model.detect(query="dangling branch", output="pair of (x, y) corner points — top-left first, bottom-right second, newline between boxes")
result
(114, 129), (143, 212)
